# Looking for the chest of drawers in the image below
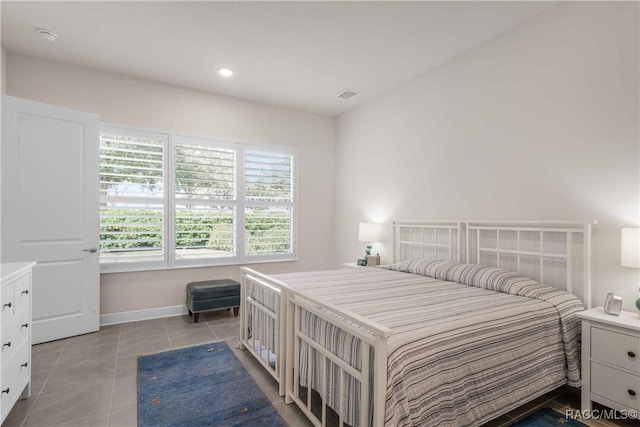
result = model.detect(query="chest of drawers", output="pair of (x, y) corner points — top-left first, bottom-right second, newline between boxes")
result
(0, 262), (34, 424)
(578, 307), (640, 416)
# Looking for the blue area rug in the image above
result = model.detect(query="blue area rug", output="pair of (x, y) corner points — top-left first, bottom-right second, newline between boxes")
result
(138, 341), (287, 427)
(513, 407), (587, 426)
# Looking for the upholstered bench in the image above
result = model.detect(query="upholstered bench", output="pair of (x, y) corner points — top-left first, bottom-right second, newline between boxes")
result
(186, 279), (240, 323)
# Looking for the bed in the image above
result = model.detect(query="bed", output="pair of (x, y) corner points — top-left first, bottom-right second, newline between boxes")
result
(238, 220), (592, 426)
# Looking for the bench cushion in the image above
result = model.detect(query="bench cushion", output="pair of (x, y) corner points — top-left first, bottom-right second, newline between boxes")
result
(186, 279), (240, 313)
(187, 279), (240, 299)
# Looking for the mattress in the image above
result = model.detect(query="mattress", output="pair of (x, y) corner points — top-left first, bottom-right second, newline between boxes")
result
(261, 260), (584, 426)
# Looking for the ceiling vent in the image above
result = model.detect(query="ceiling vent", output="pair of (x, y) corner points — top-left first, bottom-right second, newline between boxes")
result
(337, 90), (358, 100)
(36, 28), (58, 42)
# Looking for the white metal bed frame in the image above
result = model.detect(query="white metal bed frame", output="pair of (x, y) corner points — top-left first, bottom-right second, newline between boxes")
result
(393, 220), (463, 263)
(239, 220), (592, 427)
(465, 221), (592, 308)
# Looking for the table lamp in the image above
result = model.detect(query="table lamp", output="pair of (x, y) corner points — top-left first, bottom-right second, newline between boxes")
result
(621, 227), (640, 316)
(359, 222), (383, 266)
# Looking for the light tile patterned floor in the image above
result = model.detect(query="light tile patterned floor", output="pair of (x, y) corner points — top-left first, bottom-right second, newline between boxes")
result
(2, 311), (638, 427)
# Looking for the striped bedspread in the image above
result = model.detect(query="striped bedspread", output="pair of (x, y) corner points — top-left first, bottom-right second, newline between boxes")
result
(269, 260), (583, 427)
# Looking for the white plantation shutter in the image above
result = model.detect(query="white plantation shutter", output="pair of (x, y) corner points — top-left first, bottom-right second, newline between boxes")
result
(99, 128), (167, 269)
(245, 206), (293, 256)
(245, 151), (293, 202)
(244, 149), (296, 259)
(99, 125), (297, 272)
(174, 141), (235, 200)
(173, 136), (238, 264)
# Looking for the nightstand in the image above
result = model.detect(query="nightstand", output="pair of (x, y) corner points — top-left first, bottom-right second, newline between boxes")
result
(342, 263), (365, 269)
(577, 307), (640, 415)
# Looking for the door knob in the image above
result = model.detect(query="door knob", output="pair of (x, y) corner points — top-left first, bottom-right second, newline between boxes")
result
(83, 247), (98, 253)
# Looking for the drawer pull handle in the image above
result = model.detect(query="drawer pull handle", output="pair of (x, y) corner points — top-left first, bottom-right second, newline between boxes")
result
(629, 389), (637, 397)
(1, 388), (9, 395)
(20, 362), (28, 368)
(628, 351), (636, 358)
(2, 341), (11, 348)
(21, 323), (28, 328)
(3, 302), (11, 308)
(21, 290), (28, 295)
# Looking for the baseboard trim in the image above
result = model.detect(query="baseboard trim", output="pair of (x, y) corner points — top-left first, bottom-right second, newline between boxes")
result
(100, 305), (188, 326)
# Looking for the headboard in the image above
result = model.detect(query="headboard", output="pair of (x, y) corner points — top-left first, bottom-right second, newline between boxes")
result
(393, 220), (592, 308)
(393, 220), (462, 263)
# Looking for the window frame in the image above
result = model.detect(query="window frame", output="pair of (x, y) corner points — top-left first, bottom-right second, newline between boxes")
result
(170, 133), (240, 269)
(99, 126), (169, 272)
(243, 144), (298, 264)
(99, 123), (298, 273)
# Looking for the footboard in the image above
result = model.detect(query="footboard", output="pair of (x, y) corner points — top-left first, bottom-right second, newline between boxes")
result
(285, 288), (393, 427)
(240, 267), (288, 396)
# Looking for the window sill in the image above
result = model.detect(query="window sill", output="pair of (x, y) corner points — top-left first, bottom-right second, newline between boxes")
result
(100, 257), (298, 274)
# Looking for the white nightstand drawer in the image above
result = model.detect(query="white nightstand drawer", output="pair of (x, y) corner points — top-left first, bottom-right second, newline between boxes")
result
(592, 327), (640, 373)
(592, 362), (640, 411)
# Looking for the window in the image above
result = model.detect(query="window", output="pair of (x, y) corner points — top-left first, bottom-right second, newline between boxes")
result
(244, 149), (295, 260)
(173, 135), (237, 265)
(99, 126), (296, 272)
(99, 129), (166, 268)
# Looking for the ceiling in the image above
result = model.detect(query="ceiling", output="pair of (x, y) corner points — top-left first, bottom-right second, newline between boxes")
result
(1, 1), (557, 116)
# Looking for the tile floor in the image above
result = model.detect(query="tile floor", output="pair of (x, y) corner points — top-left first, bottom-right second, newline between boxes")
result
(1, 311), (638, 427)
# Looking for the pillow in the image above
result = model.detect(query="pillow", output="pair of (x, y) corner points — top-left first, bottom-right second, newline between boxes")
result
(381, 258), (544, 294)
(379, 258), (448, 276)
(381, 259), (494, 284)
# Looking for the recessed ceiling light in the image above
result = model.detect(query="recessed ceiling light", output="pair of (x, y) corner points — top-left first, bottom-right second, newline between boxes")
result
(337, 90), (358, 100)
(36, 28), (58, 42)
(217, 68), (234, 77)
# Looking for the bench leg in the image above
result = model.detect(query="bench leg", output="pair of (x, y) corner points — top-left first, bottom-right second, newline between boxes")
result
(233, 307), (239, 317)
(194, 312), (200, 323)
(188, 309), (193, 317)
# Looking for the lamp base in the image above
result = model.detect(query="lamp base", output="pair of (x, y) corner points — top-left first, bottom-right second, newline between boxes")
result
(365, 243), (372, 257)
(365, 255), (380, 267)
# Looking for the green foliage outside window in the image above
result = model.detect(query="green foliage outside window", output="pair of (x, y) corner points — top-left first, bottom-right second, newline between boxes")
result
(100, 208), (291, 255)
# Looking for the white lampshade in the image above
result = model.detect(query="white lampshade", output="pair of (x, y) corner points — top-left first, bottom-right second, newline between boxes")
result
(359, 222), (383, 243)
(621, 228), (640, 268)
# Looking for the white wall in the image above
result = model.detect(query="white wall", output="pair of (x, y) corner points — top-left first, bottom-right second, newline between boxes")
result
(1, 47), (6, 94)
(6, 53), (336, 316)
(336, 2), (640, 310)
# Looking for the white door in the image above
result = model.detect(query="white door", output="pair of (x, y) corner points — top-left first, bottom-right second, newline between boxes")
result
(1, 95), (100, 344)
